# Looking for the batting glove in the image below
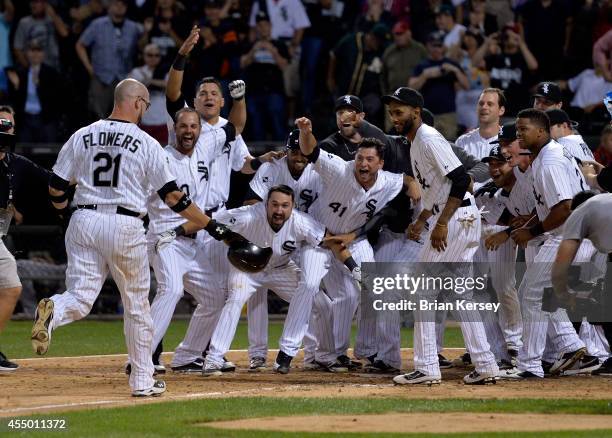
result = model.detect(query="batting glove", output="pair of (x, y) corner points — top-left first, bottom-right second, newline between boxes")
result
(229, 80), (246, 100)
(474, 181), (497, 199)
(155, 230), (176, 253)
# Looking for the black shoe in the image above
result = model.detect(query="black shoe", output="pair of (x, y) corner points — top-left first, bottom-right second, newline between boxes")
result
(592, 357), (612, 376)
(498, 359), (514, 371)
(366, 354), (377, 366)
(171, 359), (204, 373)
(452, 352), (472, 367)
(562, 355), (601, 376)
(337, 354), (362, 370)
(0, 351), (18, 372)
(274, 350), (293, 374)
(542, 360), (553, 377)
(516, 371), (543, 379)
(221, 356), (236, 373)
(549, 347), (587, 375)
(364, 360), (399, 374)
(315, 360), (349, 373)
(438, 354), (453, 369)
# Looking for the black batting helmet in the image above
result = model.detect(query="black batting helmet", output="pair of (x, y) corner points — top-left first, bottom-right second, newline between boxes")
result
(227, 236), (273, 273)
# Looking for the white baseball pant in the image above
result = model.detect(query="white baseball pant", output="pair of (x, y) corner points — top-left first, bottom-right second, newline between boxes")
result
(49, 210), (154, 391)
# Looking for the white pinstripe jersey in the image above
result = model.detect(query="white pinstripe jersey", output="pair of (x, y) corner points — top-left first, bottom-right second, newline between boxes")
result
(146, 145), (206, 235)
(311, 150), (404, 234)
(498, 166), (536, 217)
(215, 202), (326, 268)
(53, 119), (174, 215)
(410, 123), (469, 213)
(531, 140), (587, 232)
(455, 128), (498, 160)
(557, 134), (595, 162)
(198, 117), (249, 209)
(249, 157), (322, 214)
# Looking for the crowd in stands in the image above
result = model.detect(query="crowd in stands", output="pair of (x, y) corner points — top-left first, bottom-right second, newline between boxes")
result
(0, 0), (610, 149)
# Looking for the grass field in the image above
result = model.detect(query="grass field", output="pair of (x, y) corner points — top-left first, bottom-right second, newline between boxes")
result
(2, 319), (612, 437)
(1, 320), (466, 359)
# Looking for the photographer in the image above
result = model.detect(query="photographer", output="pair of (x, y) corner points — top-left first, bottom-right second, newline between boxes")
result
(0, 105), (51, 372)
(552, 191), (612, 375)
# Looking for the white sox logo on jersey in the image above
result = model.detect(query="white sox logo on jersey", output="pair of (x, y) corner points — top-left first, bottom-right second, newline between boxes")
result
(532, 186), (544, 206)
(362, 198), (378, 219)
(414, 162), (430, 189)
(299, 189), (318, 213)
(222, 142), (231, 157)
(281, 240), (297, 254)
(198, 161), (209, 182)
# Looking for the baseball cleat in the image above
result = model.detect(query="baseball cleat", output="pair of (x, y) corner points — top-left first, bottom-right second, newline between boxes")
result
(0, 351), (18, 372)
(549, 347), (586, 375)
(438, 354), (453, 369)
(393, 370), (441, 385)
(337, 354), (362, 370)
(452, 352), (472, 367)
(202, 363), (223, 377)
(303, 361), (325, 371)
(273, 350), (293, 374)
(132, 380), (166, 397)
(314, 360), (349, 373)
(592, 358), (612, 376)
(498, 359), (515, 371)
(499, 368), (542, 380)
(171, 359), (204, 373)
(31, 298), (54, 355)
(463, 370), (498, 385)
(221, 358), (236, 373)
(248, 357), (267, 372)
(542, 360), (553, 377)
(364, 360), (400, 374)
(561, 355), (600, 376)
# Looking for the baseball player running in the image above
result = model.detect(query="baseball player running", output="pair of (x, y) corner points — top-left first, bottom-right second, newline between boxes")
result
(505, 109), (593, 379)
(31, 79), (228, 396)
(385, 87), (499, 385)
(296, 118), (407, 370)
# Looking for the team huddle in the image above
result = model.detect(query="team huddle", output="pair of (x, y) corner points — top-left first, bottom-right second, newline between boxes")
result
(27, 36), (611, 397)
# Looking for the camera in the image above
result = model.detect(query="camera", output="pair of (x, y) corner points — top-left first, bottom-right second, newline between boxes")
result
(0, 118), (16, 153)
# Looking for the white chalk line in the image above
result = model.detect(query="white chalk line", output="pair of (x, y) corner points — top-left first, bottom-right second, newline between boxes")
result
(1, 383), (393, 415)
(16, 348), (465, 363)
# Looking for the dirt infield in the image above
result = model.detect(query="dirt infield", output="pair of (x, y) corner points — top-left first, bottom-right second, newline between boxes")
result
(2, 349), (612, 418)
(207, 413), (612, 434)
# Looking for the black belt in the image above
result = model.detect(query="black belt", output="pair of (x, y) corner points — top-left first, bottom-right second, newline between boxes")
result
(76, 204), (144, 220)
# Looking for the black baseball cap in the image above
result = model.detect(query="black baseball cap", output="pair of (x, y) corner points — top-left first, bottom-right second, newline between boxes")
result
(334, 95), (363, 113)
(203, 0), (224, 8)
(482, 145), (506, 163)
(381, 87), (424, 108)
(255, 10), (270, 22)
(546, 108), (578, 127)
(490, 122), (516, 144)
(533, 82), (562, 103)
(285, 129), (300, 150)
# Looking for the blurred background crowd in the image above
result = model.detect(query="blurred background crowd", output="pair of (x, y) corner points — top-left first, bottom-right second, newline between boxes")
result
(0, 0), (611, 145)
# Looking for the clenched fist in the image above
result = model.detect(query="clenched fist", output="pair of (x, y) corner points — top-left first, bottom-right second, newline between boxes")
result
(229, 80), (246, 100)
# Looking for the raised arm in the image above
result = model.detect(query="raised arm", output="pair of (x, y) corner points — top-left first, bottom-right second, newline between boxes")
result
(296, 117), (317, 156)
(167, 26), (200, 102)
